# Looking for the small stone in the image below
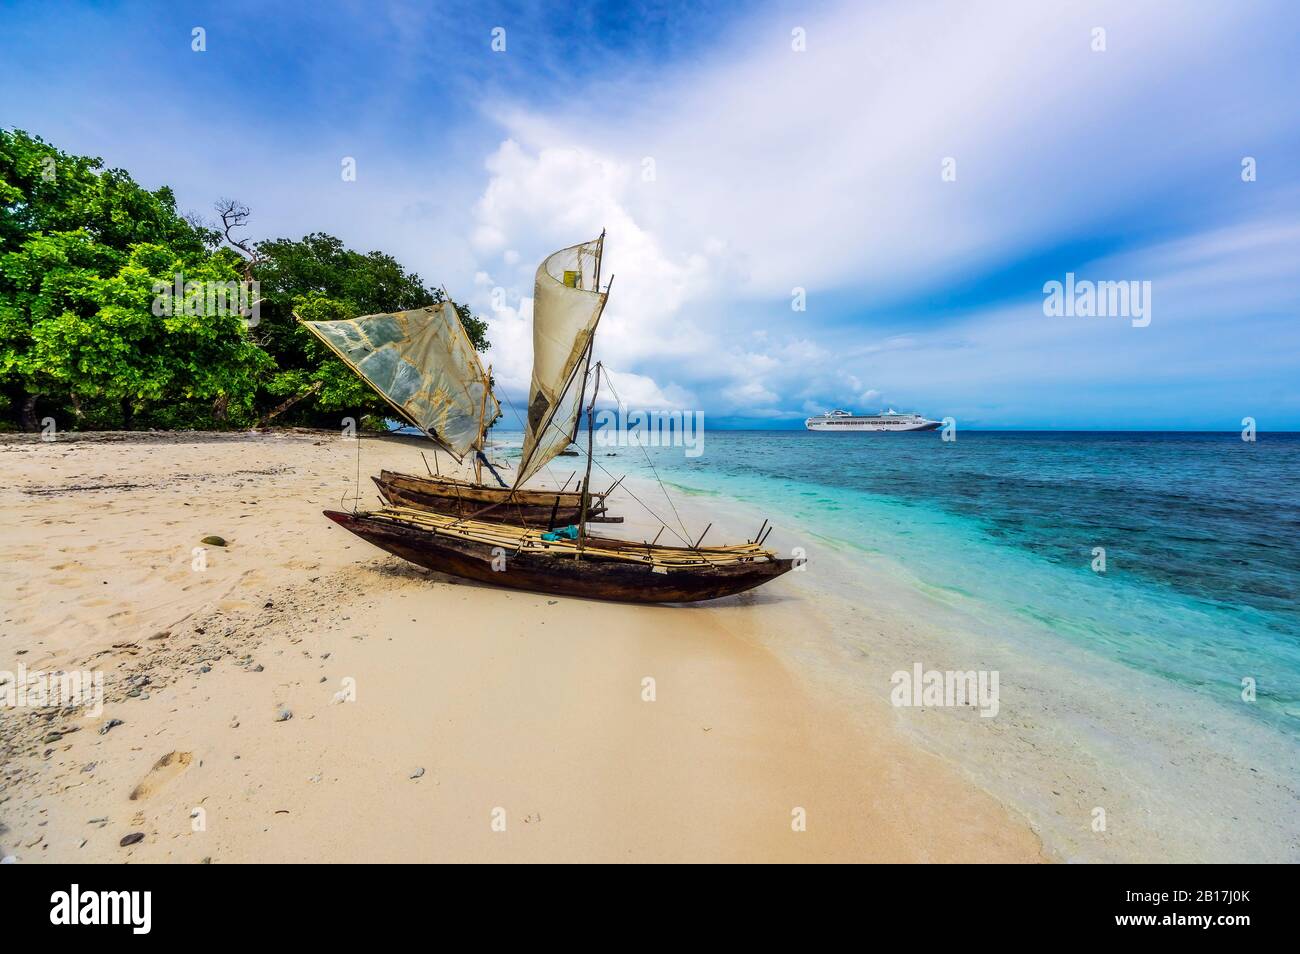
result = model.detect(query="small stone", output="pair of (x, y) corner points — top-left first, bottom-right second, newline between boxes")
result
(41, 732), (63, 744)
(197, 664), (211, 674)
(249, 664), (264, 673)
(200, 536), (227, 547)
(274, 706), (293, 723)
(119, 832), (144, 847)
(98, 719), (124, 736)
(409, 767), (425, 779)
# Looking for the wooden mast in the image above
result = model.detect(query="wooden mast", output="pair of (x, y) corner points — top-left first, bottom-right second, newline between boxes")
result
(576, 232), (609, 556)
(577, 361), (601, 556)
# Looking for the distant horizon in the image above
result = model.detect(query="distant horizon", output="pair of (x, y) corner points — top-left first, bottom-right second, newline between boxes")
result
(470, 422), (1296, 435)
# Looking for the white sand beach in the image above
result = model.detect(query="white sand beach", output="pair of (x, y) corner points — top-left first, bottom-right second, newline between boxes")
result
(0, 430), (1045, 863)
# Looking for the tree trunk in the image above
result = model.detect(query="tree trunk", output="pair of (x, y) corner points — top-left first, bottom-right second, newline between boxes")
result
(212, 392), (230, 423)
(254, 380), (322, 429)
(21, 393), (39, 432)
(120, 397), (134, 429)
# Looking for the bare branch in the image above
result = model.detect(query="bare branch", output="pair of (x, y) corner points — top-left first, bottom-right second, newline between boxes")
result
(214, 198), (262, 282)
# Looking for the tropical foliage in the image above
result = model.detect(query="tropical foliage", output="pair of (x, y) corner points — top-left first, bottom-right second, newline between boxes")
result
(0, 129), (488, 430)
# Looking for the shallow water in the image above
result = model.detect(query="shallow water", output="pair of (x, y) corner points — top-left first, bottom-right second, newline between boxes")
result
(488, 428), (1300, 732)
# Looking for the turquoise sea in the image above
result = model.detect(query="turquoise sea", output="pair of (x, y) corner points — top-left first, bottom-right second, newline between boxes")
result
(482, 428), (1300, 733)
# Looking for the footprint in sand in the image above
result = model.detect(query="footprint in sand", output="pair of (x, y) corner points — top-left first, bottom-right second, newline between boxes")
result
(128, 751), (193, 800)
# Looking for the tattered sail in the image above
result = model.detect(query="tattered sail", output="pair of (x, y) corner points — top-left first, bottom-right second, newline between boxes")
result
(299, 301), (499, 460)
(515, 236), (607, 487)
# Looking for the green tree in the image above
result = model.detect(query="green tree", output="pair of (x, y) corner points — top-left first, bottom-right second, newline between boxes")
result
(1, 233), (269, 426)
(0, 129), (250, 429)
(249, 232), (489, 427)
(0, 130), (491, 431)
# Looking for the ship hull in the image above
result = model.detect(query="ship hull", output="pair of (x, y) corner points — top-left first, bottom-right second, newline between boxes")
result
(805, 420), (941, 432)
(324, 510), (792, 604)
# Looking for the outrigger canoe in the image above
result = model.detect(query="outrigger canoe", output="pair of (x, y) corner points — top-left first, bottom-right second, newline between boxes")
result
(324, 507), (792, 604)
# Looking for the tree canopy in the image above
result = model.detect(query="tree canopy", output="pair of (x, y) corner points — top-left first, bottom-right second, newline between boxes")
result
(0, 129), (490, 431)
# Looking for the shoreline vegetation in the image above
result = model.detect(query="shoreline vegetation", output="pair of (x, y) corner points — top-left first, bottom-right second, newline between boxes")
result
(1, 129), (488, 436)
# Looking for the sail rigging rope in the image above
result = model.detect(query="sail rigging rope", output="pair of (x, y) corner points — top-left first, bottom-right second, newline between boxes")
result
(531, 363), (714, 556)
(464, 366), (707, 555)
(599, 367), (697, 549)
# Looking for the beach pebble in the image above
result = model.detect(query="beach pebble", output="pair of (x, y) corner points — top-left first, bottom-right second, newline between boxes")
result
(274, 706), (293, 722)
(98, 719), (123, 736)
(119, 832), (144, 847)
(249, 663), (264, 672)
(409, 767), (425, 779)
(200, 535), (228, 547)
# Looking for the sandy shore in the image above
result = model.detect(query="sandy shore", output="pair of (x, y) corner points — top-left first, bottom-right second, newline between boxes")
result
(0, 430), (1044, 863)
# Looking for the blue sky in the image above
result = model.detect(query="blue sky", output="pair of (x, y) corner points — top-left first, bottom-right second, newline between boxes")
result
(2, 0), (1298, 428)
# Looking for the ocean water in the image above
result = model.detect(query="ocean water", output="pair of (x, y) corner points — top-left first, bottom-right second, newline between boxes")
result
(483, 428), (1300, 732)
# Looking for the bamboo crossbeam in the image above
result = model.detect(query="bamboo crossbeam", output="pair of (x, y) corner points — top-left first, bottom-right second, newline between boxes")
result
(370, 506), (778, 569)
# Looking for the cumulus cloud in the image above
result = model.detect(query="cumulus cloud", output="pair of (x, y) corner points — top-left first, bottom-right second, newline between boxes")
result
(459, 0), (1298, 423)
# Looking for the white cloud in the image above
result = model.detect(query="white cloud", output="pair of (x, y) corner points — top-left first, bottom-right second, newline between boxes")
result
(459, 0), (1288, 420)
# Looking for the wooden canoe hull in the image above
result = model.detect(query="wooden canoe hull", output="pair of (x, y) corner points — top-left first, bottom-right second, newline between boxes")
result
(324, 510), (793, 604)
(373, 470), (612, 525)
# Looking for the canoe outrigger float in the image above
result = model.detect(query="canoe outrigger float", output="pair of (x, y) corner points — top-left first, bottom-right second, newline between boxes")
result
(324, 506), (792, 603)
(371, 469), (618, 525)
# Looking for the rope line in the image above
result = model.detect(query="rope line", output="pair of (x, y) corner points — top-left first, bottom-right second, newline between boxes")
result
(599, 368), (696, 548)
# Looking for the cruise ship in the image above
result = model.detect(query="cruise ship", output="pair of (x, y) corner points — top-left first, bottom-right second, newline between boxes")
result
(805, 409), (943, 432)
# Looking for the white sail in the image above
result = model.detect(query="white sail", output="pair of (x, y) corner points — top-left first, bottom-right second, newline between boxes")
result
(299, 300), (499, 459)
(515, 236), (607, 486)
